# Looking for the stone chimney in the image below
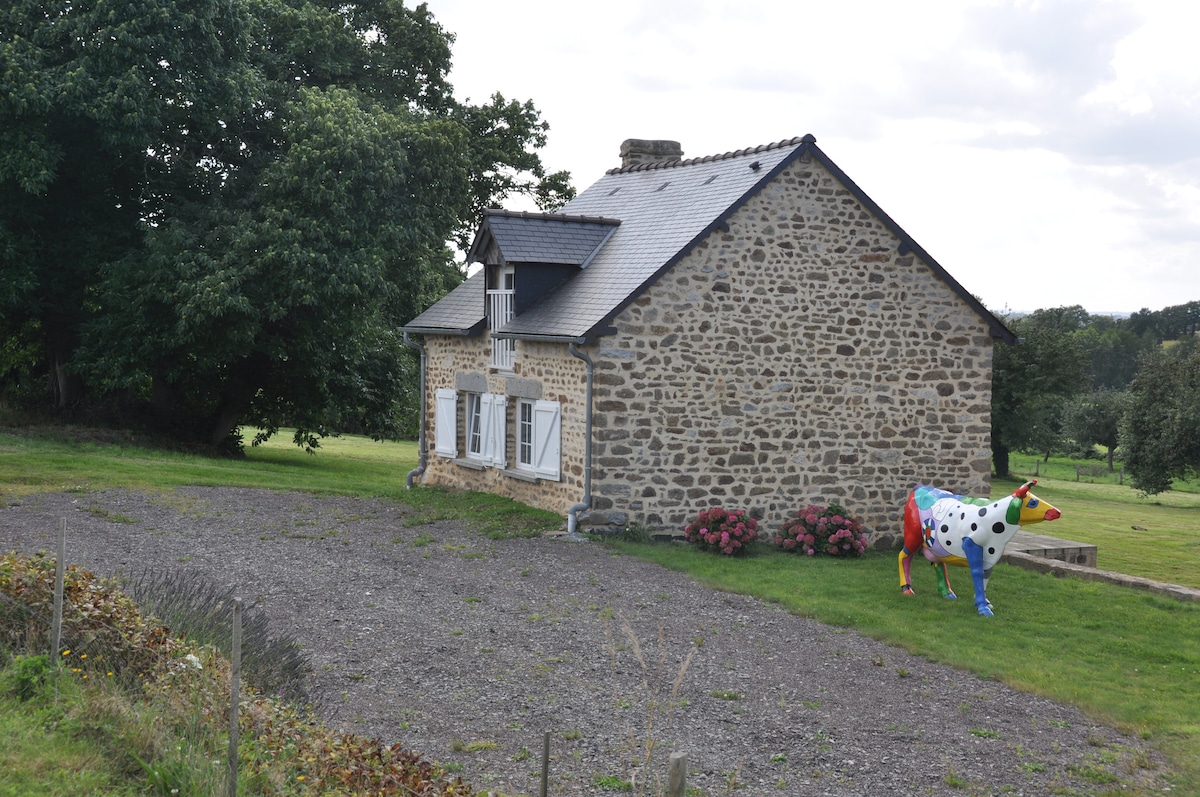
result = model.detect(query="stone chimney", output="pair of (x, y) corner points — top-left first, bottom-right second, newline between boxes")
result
(619, 139), (683, 168)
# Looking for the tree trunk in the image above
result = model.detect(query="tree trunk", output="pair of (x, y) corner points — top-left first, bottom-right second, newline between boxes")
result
(151, 363), (174, 422)
(993, 444), (1011, 478)
(48, 351), (85, 408)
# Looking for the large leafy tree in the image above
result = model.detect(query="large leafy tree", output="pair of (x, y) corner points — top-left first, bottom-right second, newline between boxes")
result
(990, 309), (1089, 477)
(1063, 388), (1129, 471)
(1121, 341), (1200, 495)
(1, 0), (572, 447)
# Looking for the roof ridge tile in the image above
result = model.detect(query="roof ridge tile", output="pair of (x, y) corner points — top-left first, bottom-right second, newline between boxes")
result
(482, 208), (619, 225)
(606, 136), (809, 175)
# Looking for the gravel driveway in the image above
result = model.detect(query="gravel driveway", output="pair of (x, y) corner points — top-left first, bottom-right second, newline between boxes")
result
(1, 487), (1170, 796)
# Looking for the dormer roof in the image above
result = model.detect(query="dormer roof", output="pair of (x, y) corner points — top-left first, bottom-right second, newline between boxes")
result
(465, 210), (620, 268)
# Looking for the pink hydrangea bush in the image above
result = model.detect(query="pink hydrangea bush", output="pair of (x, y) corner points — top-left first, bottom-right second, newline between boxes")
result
(774, 503), (868, 557)
(683, 507), (759, 556)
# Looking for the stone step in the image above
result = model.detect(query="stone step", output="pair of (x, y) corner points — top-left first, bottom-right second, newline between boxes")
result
(1007, 530), (1097, 568)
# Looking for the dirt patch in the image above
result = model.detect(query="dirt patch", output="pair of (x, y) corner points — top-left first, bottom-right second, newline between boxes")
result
(1, 487), (1170, 795)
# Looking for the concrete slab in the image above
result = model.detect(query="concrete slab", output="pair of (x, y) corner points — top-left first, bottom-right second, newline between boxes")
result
(1007, 530), (1097, 568)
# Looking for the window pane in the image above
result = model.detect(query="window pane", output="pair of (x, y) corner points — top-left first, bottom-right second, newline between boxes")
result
(466, 394), (482, 456)
(518, 401), (533, 466)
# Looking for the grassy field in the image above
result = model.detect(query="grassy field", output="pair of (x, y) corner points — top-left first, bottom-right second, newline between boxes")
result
(1002, 453), (1200, 589)
(2, 427), (1199, 792)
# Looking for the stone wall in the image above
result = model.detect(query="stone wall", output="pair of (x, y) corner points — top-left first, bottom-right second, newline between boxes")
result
(585, 157), (996, 545)
(419, 334), (588, 519)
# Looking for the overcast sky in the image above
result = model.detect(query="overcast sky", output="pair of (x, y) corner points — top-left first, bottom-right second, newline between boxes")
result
(424, 0), (1199, 316)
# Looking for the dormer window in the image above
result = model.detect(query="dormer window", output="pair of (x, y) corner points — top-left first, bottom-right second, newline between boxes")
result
(487, 264), (515, 370)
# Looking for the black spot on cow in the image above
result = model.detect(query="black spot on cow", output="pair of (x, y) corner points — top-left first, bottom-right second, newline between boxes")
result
(978, 508), (987, 517)
(992, 522), (1006, 534)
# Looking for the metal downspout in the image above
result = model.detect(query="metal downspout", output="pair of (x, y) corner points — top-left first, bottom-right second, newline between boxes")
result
(402, 332), (427, 489)
(567, 342), (594, 534)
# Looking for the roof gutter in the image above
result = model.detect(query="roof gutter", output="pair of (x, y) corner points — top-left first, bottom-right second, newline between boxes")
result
(494, 333), (592, 345)
(567, 342), (594, 534)
(401, 326), (478, 337)
(402, 331), (427, 489)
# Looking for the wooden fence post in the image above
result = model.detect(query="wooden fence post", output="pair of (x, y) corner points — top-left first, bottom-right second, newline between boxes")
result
(668, 751), (687, 797)
(540, 730), (550, 797)
(51, 519), (66, 661)
(228, 598), (243, 797)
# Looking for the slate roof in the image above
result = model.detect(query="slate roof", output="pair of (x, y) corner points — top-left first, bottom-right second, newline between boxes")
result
(403, 135), (1016, 344)
(403, 271), (486, 335)
(466, 210), (620, 267)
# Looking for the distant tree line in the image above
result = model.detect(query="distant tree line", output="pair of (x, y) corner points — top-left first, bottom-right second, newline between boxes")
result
(991, 301), (1200, 494)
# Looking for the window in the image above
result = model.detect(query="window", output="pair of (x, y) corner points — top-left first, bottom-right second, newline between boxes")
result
(516, 398), (560, 480)
(517, 400), (534, 467)
(488, 265), (515, 370)
(465, 393), (483, 458)
(465, 392), (507, 466)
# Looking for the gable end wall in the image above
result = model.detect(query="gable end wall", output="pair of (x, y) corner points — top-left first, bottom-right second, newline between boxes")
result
(586, 157), (995, 545)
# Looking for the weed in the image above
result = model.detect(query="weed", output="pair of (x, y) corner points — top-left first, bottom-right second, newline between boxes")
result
(604, 619), (698, 797)
(710, 690), (742, 701)
(86, 506), (138, 524)
(969, 728), (1001, 739)
(590, 774), (632, 791)
(2, 654), (53, 701)
(450, 739), (499, 753)
(943, 769), (969, 788)
(1067, 763), (1119, 784)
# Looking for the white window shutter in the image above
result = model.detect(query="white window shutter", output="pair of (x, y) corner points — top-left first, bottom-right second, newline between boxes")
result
(532, 400), (561, 480)
(480, 393), (507, 467)
(434, 389), (458, 458)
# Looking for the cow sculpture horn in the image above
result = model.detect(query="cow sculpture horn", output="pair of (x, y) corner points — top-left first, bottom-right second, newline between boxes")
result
(1013, 480), (1036, 499)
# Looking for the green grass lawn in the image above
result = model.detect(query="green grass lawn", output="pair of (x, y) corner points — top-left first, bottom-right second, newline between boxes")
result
(2, 428), (1199, 792)
(1002, 453), (1200, 589)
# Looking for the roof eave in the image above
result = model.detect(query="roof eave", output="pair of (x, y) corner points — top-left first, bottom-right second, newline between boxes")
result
(402, 320), (486, 337)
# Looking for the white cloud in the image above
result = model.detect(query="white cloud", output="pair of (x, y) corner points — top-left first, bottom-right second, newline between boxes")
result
(426, 0), (1200, 314)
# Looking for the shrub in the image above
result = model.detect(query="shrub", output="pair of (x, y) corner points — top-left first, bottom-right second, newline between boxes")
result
(774, 504), (867, 557)
(683, 507), (758, 556)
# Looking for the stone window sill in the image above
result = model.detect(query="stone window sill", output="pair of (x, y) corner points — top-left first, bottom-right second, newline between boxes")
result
(502, 468), (539, 483)
(452, 458), (486, 471)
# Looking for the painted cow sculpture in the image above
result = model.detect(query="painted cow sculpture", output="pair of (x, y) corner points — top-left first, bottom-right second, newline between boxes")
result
(898, 480), (1061, 616)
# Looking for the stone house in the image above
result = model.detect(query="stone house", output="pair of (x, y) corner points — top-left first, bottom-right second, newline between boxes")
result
(402, 135), (1015, 545)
